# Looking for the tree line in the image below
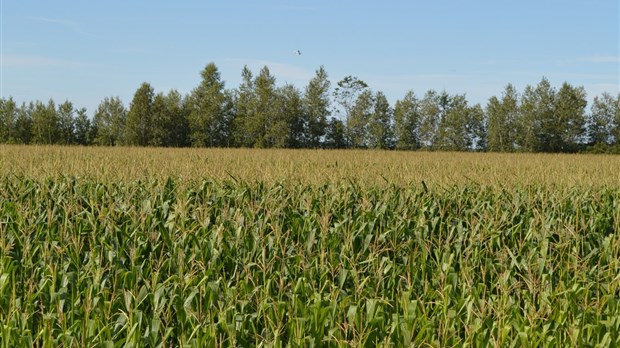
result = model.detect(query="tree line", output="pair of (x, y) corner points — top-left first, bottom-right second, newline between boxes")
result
(1, 62), (619, 153)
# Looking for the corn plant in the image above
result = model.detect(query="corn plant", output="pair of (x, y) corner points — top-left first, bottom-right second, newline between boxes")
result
(1, 172), (619, 347)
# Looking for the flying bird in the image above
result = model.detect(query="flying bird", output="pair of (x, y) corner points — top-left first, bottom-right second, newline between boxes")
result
(294, 50), (301, 55)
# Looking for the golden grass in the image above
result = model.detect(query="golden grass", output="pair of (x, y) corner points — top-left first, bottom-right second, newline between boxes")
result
(1, 144), (619, 188)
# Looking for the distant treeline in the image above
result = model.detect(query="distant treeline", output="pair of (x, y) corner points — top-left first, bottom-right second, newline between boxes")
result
(1, 63), (619, 153)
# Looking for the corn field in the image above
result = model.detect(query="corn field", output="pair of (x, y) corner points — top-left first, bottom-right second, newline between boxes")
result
(0, 146), (619, 347)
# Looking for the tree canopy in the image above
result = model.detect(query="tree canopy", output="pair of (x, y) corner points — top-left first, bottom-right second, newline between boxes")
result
(1, 63), (618, 153)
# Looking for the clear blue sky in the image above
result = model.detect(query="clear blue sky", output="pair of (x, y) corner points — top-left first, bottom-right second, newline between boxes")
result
(2, 0), (619, 114)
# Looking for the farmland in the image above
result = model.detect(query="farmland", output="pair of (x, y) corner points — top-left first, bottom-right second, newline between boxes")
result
(1, 145), (619, 347)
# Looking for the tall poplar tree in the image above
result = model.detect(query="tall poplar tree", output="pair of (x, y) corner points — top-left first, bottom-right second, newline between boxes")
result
(588, 92), (619, 145)
(487, 84), (519, 152)
(554, 82), (587, 152)
(13, 102), (33, 144)
(125, 82), (155, 146)
(31, 99), (58, 144)
(255, 66), (280, 147)
(233, 66), (256, 147)
(0, 97), (17, 143)
(529, 78), (556, 152)
(303, 66), (331, 147)
(73, 107), (91, 145)
(394, 91), (421, 150)
(515, 85), (537, 151)
(166, 89), (190, 147)
(333, 76), (368, 146)
(92, 97), (126, 146)
(188, 63), (232, 147)
(435, 94), (471, 151)
(57, 100), (75, 145)
(368, 91), (394, 149)
(418, 90), (441, 149)
(149, 93), (172, 147)
(348, 90), (374, 148)
(269, 84), (303, 148)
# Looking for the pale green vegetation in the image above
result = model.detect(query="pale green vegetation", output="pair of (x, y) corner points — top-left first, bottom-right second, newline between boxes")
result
(0, 146), (619, 347)
(1, 145), (620, 188)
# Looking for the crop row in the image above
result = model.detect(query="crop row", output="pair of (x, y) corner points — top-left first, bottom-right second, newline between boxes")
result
(0, 177), (619, 347)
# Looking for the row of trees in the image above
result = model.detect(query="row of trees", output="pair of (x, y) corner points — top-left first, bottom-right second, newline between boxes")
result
(1, 63), (619, 152)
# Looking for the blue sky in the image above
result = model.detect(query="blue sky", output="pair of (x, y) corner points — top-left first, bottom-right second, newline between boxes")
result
(2, 0), (618, 114)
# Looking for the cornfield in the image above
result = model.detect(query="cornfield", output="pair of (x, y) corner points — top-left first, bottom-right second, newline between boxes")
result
(0, 145), (619, 347)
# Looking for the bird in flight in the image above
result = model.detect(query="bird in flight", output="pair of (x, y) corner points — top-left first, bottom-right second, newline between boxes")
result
(294, 50), (301, 55)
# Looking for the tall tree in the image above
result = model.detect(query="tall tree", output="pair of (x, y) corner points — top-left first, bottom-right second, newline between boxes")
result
(469, 103), (487, 151)
(269, 84), (304, 148)
(324, 117), (347, 149)
(249, 66), (279, 148)
(517, 78), (586, 152)
(188, 63), (232, 147)
(515, 84), (540, 152)
(611, 93), (620, 146)
(57, 100), (75, 145)
(333, 76), (368, 146)
(435, 94), (471, 151)
(393, 91), (421, 150)
(487, 84), (519, 152)
(530, 78), (557, 152)
(368, 91), (394, 149)
(587, 92), (619, 145)
(303, 66), (331, 147)
(125, 82), (155, 146)
(233, 66), (256, 147)
(166, 89), (190, 147)
(31, 99), (58, 144)
(348, 90), (374, 148)
(553, 82), (587, 152)
(0, 97), (17, 143)
(92, 96), (126, 146)
(73, 107), (91, 145)
(418, 90), (441, 149)
(13, 102), (33, 144)
(149, 93), (172, 147)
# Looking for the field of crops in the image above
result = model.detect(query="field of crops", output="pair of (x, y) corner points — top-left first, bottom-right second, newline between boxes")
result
(1, 145), (619, 347)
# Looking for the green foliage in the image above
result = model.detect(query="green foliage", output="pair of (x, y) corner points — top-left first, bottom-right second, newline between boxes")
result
(73, 108), (92, 145)
(487, 84), (519, 152)
(12, 102), (33, 144)
(125, 82), (155, 146)
(253, 66), (279, 148)
(418, 90), (442, 149)
(165, 89), (190, 148)
(31, 99), (59, 145)
(57, 100), (76, 145)
(1, 176), (619, 346)
(434, 94), (483, 151)
(233, 66), (258, 147)
(553, 82), (587, 152)
(368, 91), (394, 149)
(516, 77), (588, 153)
(303, 66), (331, 148)
(188, 63), (232, 147)
(348, 90), (374, 148)
(92, 97), (127, 146)
(324, 117), (347, 149)
(270, 84), (304, 148)
(0, 64), (618, 153)
(333, 76), (369, 146)
(588, 92), (620, 145)
(0, 97), (17, 143)
(394, 91), (421, 150)
(149, 91), (188, 147)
